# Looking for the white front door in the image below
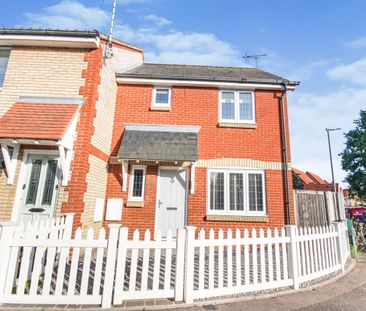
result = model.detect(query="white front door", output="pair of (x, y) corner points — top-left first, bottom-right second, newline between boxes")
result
(156, 168), (187, 238)
(18, 154), (60, 223)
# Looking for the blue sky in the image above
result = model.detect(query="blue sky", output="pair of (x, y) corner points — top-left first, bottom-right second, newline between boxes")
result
(1, 0), (365, 186)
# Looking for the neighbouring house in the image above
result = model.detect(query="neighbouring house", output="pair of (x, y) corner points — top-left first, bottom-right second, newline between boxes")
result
(0, 28), (143, 231)
(292, 167), (337, 192)
(0, 28), (300, 236)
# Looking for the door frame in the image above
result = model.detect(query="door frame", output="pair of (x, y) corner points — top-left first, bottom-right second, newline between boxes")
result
(154, 166), (189, 238)
(11, 149), (61, 222)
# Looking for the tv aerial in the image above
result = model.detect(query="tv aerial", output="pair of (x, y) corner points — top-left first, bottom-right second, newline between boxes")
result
(242, 53), (267, 68)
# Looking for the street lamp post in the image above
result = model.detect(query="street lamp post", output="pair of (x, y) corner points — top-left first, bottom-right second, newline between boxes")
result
(326, 127), (342, 221)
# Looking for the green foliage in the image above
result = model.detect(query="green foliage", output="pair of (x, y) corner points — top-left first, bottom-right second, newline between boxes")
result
(341, 110), (366, 201)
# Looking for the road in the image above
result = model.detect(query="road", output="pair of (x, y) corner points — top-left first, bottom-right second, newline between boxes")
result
(177, 256), (366, 311)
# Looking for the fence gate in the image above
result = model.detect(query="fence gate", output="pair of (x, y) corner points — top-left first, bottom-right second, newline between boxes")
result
(113, 228), (186, 304)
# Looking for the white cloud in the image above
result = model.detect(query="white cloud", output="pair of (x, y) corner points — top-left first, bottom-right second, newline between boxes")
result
(327, 58), (366, 85)
(345, 36), (366, 49)
(288, 88), (366, 186)
(143, 14), (172, 27)
(114, 24), (243, 66)
(289, 59), (334, 81)
(118, 0), (156, 4)
(22, 0), (110, 30)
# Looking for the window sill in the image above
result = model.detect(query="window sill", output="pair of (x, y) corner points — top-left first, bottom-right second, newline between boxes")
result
(150, 106), (171, 112)
(218, 122), (257, 129)
(126, 201), (144, 208)
(206, 214), (268, 223)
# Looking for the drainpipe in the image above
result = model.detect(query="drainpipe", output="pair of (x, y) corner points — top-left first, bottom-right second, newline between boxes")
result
(279, 83), (291, 225)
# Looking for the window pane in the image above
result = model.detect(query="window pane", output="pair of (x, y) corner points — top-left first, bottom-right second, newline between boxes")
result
(155, 89), (170, 104)
(0, 50), (10, 87)
(42, 160), (57, 205)
(239, 92), (253, 121)
(132, 169), (144, 197)
(249, 173), (264, 211)
(210, 172), (225, 210)
(26, 159), (42, 205)
(229, 173), (244, 211)
(221, 92), (235, 120)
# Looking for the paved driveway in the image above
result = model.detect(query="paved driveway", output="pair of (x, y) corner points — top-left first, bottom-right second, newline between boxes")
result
(176, 256), (366, 311)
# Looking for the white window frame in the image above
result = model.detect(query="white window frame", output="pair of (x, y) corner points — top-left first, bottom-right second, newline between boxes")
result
(219, 90), (256, 124)
(0, 48), (10, 89)
(206, 168), (266, 216)
(128, 165), (146, 202)
(152, 87), (172, 107)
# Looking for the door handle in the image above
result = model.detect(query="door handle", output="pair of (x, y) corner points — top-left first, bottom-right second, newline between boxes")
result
(22, 184), (26, 190)
(166, 207), (177, 210)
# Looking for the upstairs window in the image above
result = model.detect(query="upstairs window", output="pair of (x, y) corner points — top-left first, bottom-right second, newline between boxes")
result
(219, 91), (255, 123)
(153, 87), (171, 107)
(0, 49), (10, 87)
(208, 169), (266, 216)
(128, 166), (146, 202)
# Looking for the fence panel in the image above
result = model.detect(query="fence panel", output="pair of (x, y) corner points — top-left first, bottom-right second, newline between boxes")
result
(0, 225), (108, 305)
(113, 227), (185, 305)
(296, 224), (341, 283)
(186, 227), (293, 301)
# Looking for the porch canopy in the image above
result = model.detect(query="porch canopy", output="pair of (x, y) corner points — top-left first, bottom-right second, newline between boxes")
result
(0, 98), (81, 185)
(117, 124), (200, 193)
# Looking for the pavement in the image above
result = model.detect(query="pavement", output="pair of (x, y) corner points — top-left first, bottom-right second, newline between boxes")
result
(175, 255), (366, 311)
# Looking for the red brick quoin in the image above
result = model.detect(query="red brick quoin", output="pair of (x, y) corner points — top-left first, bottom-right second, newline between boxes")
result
(105, 84), (295, 236)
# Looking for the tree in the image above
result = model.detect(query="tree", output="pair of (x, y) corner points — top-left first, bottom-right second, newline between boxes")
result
(341, 110), (366, 201)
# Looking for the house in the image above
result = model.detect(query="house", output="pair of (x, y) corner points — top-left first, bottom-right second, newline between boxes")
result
(106, 64), (298, 236)
(0, 28), (299, 235)
(292, 167), (337, 192)
(0, 28), (143, 231)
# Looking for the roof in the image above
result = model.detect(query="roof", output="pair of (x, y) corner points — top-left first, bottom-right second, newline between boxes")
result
(117, 63), (299, 86)
(118, 124), (200, 161)
(0, 102), (79, 140)
(306, 171), (328, 185)
(0, 28), (99, 38)
(292, 168), (314, 185)
(0, 28), (143, 52)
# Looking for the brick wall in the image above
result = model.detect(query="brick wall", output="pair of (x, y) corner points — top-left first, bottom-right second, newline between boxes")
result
(105, 84), (294, 234)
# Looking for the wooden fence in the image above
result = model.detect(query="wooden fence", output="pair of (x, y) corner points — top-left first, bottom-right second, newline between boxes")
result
(0, 218), (350, 308)
(294, 190), (345, 227)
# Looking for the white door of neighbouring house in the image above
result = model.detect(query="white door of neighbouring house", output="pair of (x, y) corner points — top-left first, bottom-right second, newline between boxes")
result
(18, 153), (60, 223)
(156, 168), (187, 238)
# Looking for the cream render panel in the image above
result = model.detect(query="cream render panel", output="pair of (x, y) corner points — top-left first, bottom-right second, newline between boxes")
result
(91, 45), (143, 155)
(0, 46), (87, 117)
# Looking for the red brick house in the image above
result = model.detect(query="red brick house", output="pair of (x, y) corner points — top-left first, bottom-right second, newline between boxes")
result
(0, 28), (299, 235)
(105, 64), (299, 237)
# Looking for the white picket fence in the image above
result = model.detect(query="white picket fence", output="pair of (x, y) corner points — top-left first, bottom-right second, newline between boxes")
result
(0, 219), (350, 308)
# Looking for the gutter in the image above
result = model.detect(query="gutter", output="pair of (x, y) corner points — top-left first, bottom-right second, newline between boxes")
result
(0, 28), (99, 38)
(116, 72), (300, 87)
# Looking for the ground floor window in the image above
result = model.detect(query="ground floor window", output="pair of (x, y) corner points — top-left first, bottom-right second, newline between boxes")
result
(128, 166), (146, 202)
(207, 169), (266, 215)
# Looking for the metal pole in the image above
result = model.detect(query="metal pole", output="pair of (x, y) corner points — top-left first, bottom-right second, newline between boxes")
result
(326, 128), (341, 221)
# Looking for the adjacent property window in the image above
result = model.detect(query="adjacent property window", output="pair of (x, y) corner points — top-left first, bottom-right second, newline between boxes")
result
(0, 49), (10, 87)
(219, 91), (255, 123)
(128, 166), (146, 202)
(152, 87), (171, 107)
(208, 169), (266, 215)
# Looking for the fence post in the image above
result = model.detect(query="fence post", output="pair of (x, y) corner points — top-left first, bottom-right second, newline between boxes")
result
(64, 213), (74, 236)
(175, 228), (186, 302)
(0, 223), (16, 304)
(184, 226), (196, 304)
(334, 222), (345, 273)
(285, 225), (299, 290)
(102, 224), (120, 309)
